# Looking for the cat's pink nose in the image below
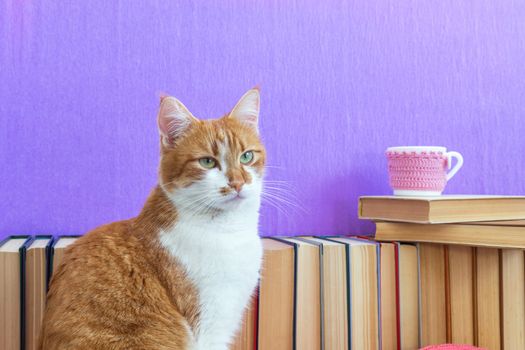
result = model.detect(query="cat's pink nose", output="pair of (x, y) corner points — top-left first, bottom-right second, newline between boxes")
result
(229, 181), (244, 193)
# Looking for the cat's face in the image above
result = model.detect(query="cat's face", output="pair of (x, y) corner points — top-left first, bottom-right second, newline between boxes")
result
(157, 89), (265, 214)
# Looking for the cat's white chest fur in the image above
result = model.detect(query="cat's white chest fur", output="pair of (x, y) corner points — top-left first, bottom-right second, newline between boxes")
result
(159, 208), (262, 350)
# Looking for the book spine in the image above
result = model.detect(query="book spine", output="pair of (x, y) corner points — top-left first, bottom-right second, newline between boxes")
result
(394, 244), (401, 350)
(375, 244), (382, 350)
(418, 243), (447, 347)
(501, 249), (525, 349)
(44, 236), (55, 292)
(475, 247), (500, 350)
(269, 238), (298, 350)
(19, 236), (34, 350)
(447, 245), (475, 344)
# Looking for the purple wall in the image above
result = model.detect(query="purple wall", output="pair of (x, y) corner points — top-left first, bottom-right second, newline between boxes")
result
(1, 1), (525, 239)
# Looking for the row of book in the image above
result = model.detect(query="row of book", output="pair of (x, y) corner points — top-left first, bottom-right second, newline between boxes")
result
(1, 233), (522, 350)
(0, 235), (78, 350)
(2, 234), (403, 350)
(2, 234), (522, 350)
(246, 236), (411, 350)
(232, 237), (525, 350)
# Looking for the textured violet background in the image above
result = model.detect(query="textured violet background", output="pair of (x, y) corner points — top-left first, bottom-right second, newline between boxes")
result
(1, 1), (525, 239)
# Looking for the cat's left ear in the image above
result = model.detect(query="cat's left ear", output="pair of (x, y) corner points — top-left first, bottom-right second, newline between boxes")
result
(228, 88), (260, 133)
(157, 96), (198, 147)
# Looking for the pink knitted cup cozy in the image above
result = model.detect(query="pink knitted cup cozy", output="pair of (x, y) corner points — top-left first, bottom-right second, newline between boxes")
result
(385, 146), (463, 196)
(386, 151), (448, 193)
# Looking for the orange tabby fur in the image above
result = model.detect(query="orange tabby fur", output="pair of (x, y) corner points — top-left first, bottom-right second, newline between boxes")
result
(39, 91), (265, 349)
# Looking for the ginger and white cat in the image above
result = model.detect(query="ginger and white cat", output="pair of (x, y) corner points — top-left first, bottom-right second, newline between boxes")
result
(40, 89), (265, 350)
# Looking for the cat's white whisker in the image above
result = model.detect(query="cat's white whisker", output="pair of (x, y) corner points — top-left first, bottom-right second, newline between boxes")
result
(261, 196), (292, 216)
(261, 190), (306, 214)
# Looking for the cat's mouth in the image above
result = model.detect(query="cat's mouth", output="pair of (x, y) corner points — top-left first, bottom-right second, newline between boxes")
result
(224, 193), (245, 202)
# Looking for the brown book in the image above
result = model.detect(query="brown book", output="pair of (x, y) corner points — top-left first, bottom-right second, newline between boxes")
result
(359, 195), (525, 224)
(378, 242), (397, 350)
(304, 237), (348, 350)
(330, 237), (379, 350)
(230, 293), (257, 350)
(25, 237), (52, 350)
(258, 239), (294, 350)
(281, 238), (321, 350)
(446, 246), (474, 344)
(375, 222), (525, 249)
(51, 237), (78, 274)
(475, 248), (500, 350)
(500, 249), (525, 349)
(0, 237), (31, 350)
(465, 220), (525, 226)
(418, 243), (446, 347)
(397, 243), (419, 350)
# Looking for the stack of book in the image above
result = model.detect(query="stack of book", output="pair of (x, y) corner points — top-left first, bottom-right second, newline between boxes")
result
(360, 195), (525, 350)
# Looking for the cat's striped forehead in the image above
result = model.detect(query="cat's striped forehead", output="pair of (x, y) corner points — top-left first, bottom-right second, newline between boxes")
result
(207, 123), (251, 155)
(191, 118), (265, 170)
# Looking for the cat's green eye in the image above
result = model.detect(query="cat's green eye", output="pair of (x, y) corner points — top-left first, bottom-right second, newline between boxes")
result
(240, 151), (254, 164)
(199, 157), (216, 169)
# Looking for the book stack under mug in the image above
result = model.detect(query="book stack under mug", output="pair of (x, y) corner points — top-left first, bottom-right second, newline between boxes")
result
(360, 195), (525, 349)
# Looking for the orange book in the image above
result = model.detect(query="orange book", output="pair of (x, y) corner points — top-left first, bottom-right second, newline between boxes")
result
(329, 237), (379, 350)
(281, 238), (321, 350)
(397, 243), (419, 349)
(378, 242), (397, 350)
(24, 236), (53, 350)
(0, 236), (32, 350)
(304, 237), (348, 350)
(375, 221), (525, 249)
(475, 247), (500, 350)
(359, 195), (525, 224)
(50, 236), (79, 274)
(500, 249), (525, 349)
(418, 243), (446, 347)
(258, 239), (294, 350)
(446, 245), (474, 344)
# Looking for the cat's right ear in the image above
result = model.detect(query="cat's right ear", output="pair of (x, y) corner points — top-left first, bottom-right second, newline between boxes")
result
(157, 96), (198, 148)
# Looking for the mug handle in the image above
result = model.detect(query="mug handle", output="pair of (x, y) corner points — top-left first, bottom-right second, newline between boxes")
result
(446, 151), (464, 181)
